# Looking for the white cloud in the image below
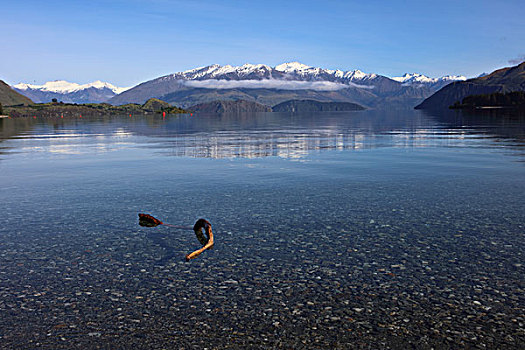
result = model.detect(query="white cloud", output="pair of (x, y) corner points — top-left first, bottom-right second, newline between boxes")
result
(181, 79), (373, 91)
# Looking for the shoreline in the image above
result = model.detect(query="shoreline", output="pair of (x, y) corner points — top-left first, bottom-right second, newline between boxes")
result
(3, 99), (188, 118)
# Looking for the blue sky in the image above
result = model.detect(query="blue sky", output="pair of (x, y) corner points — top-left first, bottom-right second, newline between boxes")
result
(2, 0), (524, 87)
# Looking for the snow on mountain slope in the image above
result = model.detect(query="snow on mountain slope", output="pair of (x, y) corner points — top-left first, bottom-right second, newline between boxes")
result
(343, 70), (377, 81)
(175, 62), (466, 87)
(14, 80), (130, 94)
(13, 80), (131, 103)
(439, 75), (467, 82)
(274, 62), (312, 73)
(392, 73), (436, 84)
(392, 73), (466, 85)
(160, 62), (384, 88)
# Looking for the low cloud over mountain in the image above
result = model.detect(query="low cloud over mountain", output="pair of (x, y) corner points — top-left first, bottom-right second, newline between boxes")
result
(108, 62), (466, 108)
(182, 79), (372, 91)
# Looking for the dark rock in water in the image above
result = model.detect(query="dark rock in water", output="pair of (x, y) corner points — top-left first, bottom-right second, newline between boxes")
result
(138, 213), (163, 227)
(272, 99), (365, 112)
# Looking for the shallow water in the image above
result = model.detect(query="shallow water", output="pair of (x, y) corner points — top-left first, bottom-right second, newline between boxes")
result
(0, 109), (524, 348)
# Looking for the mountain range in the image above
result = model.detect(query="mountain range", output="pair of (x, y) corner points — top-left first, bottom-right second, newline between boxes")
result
(13, 80), (130, 104)
(11, 62), (466, 108)
(415, 61), (525, 109)
(108, 62), (466, 109)
(391, 73), (466, 89)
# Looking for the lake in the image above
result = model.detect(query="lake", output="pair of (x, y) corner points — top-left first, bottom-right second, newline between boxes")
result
(0, 109), (524, 349)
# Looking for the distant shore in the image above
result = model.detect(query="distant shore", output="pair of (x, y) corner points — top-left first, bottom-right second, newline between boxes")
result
(3, 99), (367, 118)
(3, 99), (188, 118)
(449, 105), (525, 110)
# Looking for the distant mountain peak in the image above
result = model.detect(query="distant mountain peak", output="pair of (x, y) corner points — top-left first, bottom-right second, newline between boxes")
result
(440, 75), (467, 82)
(12, 80), (132, 104)
(392, 73), (435, 84)
(392, 73), (466, 85)
(240, 63), (272, 71)
(168, 62), (381, 83)
(275, 62), (312, 73)
(13, 80), (130, 94)
(344, 69), (376, 80)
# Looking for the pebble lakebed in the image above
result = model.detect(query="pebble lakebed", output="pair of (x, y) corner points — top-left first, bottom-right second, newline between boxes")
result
(0, 181), (523, 349)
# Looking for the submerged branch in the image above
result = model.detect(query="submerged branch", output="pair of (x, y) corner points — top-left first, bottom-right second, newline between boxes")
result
(186, 219), (214, 261)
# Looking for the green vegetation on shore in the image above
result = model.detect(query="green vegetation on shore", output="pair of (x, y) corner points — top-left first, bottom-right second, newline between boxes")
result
(450, 91), (525, 109)
(4, 98), (188, 118)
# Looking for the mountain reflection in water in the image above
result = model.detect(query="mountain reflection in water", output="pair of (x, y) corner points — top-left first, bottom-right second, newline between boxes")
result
(1, 109), (524, 160)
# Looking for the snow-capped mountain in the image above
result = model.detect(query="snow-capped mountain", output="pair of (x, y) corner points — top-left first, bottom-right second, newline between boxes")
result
(14, 80), (129, 94)
(163, 61), (382, 85)
(13, 80), (130, 103)
(109, 62), (466, 108)
(392, 73), (467, 89)
(162, 61), (460, 87)
(13, 62), (467, 108)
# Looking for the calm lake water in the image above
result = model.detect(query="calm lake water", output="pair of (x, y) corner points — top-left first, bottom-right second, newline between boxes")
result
(0, 109), (524, 349)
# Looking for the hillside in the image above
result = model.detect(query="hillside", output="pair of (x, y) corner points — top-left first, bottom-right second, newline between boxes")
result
(415, 62), (525, 110)
(158, 86), (379, 109)
(272, 100), (365, 112)
(189, 100), (272, 114)
(0, 80), (33, 106)
(450, 91), (525, 109)
(142, 98), (172, 111)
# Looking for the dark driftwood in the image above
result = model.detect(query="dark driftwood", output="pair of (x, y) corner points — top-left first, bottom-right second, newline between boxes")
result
(186, 219), (214, 261)
(138, 214), (214, 260)
(138, 213), (163, 227)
